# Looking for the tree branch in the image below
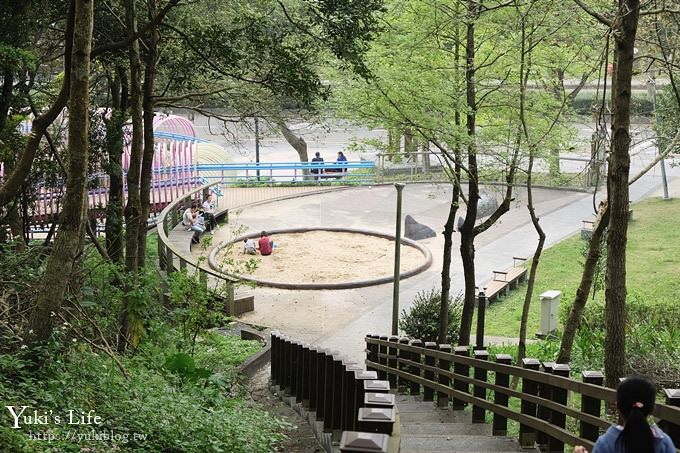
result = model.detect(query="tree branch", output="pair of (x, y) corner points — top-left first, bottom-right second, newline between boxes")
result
(572, 0), (614, 26)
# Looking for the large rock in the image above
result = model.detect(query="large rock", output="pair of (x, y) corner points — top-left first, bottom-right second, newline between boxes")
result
(457, 192), (500, 229)
(405, 215), (437, 240)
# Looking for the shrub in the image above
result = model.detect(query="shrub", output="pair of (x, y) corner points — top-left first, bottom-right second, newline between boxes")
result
(399, 289), (462, 343)
(559, 290), (680, 386)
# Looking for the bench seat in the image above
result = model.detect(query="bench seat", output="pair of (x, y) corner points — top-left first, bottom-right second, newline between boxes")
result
(477, 279), (509, 305)
(493, 267), (528, 290)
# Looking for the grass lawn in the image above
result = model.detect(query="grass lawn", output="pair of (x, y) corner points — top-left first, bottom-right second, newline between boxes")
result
(473, 197), (680, 338)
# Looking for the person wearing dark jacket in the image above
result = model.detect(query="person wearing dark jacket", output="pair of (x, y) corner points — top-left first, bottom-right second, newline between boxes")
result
(311, 152), (324, 180)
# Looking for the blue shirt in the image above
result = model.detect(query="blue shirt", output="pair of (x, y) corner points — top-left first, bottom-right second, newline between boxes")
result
(593, 424), (676, 453)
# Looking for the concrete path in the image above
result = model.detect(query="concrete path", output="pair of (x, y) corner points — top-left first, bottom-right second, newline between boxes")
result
(199, 145), (678, 363)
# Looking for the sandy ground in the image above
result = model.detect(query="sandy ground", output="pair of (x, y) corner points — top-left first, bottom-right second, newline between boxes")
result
(216, 231), (427, 284)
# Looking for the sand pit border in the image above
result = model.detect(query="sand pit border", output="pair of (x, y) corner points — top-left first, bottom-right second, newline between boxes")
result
(208, 227), (432, 290)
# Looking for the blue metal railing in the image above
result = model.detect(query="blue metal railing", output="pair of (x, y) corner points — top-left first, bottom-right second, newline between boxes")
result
(194, 161), (376, 185)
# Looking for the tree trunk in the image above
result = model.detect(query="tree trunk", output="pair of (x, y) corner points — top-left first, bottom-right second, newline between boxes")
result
(27, 0), (93, 345)
(388, 128), (401, 158)
(437, 185), (460, 344)
(277, 120), (309, 162)
(138, 0), (159, 269)
(516, 17), (544, 362)
(403, 128), (415, 159)
(0, 67), (14, 131)
(557, 203), (609, 363)
(603, 0), (639, 388)
(123, 0), (144, 274)
(105, 68), (127, 264)
(457, 6), (480, 346)
(120, 0), (145, 348)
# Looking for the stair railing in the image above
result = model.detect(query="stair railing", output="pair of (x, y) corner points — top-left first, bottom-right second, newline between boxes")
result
(364, 334), (680, 453)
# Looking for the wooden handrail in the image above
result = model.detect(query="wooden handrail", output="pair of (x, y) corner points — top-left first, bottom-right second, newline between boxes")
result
(365, 336), (680, 451)
(156, 181), (239, 283)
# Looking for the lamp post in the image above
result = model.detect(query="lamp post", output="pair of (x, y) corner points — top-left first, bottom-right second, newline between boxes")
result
(392, 183), (405, 335)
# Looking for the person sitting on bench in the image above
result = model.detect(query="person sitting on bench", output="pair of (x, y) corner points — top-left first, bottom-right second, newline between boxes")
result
(201, 194), (219, 232)
(336, 151), (348, 173)
(311, 152), (324, 180)
(182, 204), (204, 242)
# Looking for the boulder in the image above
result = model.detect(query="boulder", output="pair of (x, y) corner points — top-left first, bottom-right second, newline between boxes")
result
(405, 215), (437, 240)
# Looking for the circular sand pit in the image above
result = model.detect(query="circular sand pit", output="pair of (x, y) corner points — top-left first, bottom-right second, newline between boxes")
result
(208, 227), (432, 289)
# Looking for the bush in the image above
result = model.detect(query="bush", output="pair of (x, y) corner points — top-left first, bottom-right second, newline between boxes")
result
(0, 329), (288, 452)
(399, 289), (462, 343)
(558, 290), (680, 386)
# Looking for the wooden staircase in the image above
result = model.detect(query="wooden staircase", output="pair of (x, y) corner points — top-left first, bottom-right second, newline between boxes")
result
(395, 395), (530, 453)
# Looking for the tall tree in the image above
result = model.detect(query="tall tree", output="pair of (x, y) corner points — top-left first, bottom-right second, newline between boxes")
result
(138, 0), (160, 269)
(27, 0), (93, 344)
(104, 66), (128, 264)
(603, 0), (639, 388)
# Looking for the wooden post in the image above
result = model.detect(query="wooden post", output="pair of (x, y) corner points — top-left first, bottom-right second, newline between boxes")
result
(662, 389), (680, 447)
(548, 364), (570, 453)
(472, 350), (488, 423)
(437, 344), (452, 408)
(519, 358), (541, 448)
(332, 354), (345, 436)
(291, 342), (301, 398)
(352, 370), (379, 431)
(475, 290), (487, 350)
(377, 335), (389, 380)
(423, 342), (437, 402)
(270, 333), (278, 384)
(580, 371), (604, 442)
(398, 337), (410, 390)
(343, 363), (364, 432)
(364, 392), (396, 409)
(166, 248), (175, 273)
(314, 349), (327, 419)
(387, 336), (399, 387)
(536, 361), (555, 451)
(357, 408), (396, 435)
(308, 347), (318, 411)
(301, 345), (311, 407)
(452, 346), (469, 410)
(493, 354), (513, 436)
(364, 380), (391, 394)
(283, 337), (293, 395)
(409, 340), (423, 395)
(322, 352), (336, 431)
(366, 334), (379, 372)
(339, 432), (389, 453)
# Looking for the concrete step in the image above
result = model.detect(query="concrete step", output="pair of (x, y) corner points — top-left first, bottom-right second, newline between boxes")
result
(397, 402), (463, 413)
(399, 409), (472, 424)
(400, 423), (491, 436)
(393, 393), (425, 402)
(400, 433), (522, 452)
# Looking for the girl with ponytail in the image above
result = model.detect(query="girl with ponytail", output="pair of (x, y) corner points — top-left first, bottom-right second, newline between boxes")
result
(574, 376), (675, 453)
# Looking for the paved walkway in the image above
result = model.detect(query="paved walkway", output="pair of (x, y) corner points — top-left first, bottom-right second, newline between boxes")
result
(196, 145), (679, 363)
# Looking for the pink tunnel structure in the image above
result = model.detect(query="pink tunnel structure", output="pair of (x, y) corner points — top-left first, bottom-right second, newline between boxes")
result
(18, 114), (208, 224)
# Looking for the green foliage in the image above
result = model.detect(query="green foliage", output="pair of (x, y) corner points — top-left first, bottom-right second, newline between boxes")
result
(486, 338), (561, 365)
(564, 291), (680, 385)
(478, 198), (680, 385)
(0, 328), (287, 452)
(399, 289), (462, 343)
(164, 352), (211, 384)
(168, 270), (230, 355)
(654, 85), (680, 154)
